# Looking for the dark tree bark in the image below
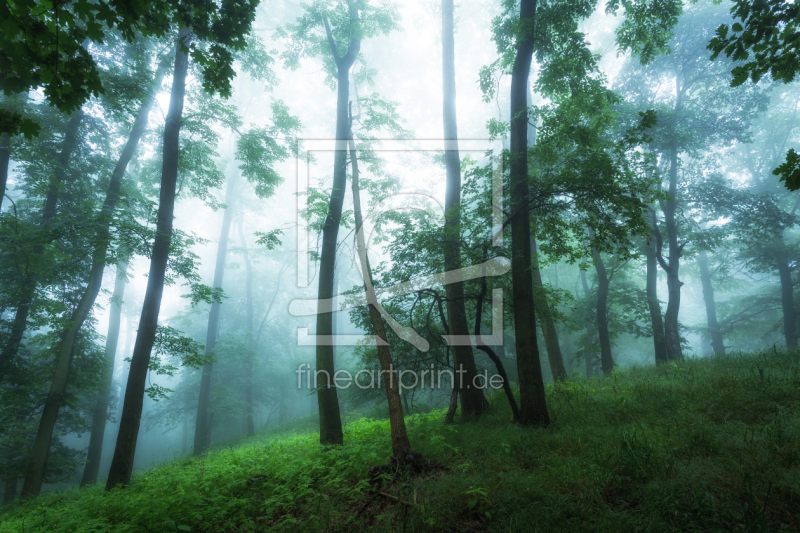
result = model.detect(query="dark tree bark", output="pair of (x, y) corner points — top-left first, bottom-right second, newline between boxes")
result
(237, 217), (255, 438)
(80, 262), (128, 487)
(474, 275), (520, 421)
(0, 132), (9, 211)
(22, 66), (163, 497)
(530, 236), (567, 381)
(315, 8), (360, 446)
(0, 111), (83, 386)
(659, 143), (684, 361)
(350, 138), (413, 458)
(580, 270), (597, 377)
(591, 247), (616, 375)
(441, 0), (484, 418)
(509, 0), (549, 426)
(696, 250), (726, 355)
(775, 237), (798, 349)
(194, 171), (238, 455)
(105, 29), (192, 490)
(645, 210), (669, 364)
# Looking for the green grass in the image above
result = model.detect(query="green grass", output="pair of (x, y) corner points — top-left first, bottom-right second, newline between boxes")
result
(2, 348), (800, 532)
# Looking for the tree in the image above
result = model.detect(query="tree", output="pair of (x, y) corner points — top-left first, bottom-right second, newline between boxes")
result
(349, 133), (414, 459)
(80, 262), (127, 486)
(616, 3), (765, 362)
(280, 0), (397, 445)
(441, 0), (486, 419)
(106, 0), (258, 488)
(20, 50), (166, 498)
(193, 171), (238, 456)
(507, 0), (550, 425)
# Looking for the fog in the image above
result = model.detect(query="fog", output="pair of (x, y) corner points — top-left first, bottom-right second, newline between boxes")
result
(1, 0), (797, 503)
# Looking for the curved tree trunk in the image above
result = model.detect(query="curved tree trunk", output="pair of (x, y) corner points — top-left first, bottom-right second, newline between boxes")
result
(475, 275), (520, 420)
(194, 171), (238, 455)
(315, 9), (360, 446)
(696, 250), (725, 355)
(80, 262), (128, 487)
(509, 0), (549, 426)
(441, 0), (484, 418)
(530, 236), (567, 381)
(105, 29), (192, 490)
(350, 139), (413, 457)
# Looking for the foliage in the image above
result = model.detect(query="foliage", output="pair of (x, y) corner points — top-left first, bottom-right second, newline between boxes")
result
(2, 349), (800, 531)
(708, 0), (800, 86)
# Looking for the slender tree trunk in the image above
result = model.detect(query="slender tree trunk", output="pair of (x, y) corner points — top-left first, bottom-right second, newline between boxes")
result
(580, 270), (597, 377)
(444, 386), (458, 424)
(350, 139), (413, 458)
(645, 212), (669, 364)
(475, 275), (520, 420)
(194, 171), (238, 455)
(660, 147), (684, 360)
(509, 0), (549, 426)
(696, 250), (725, 355)
(237, 218), (255, 438)
(775, 240), (798, 349)
(530, 236), (567, 381)
(105, 29), (192, 490)
(23, 66), (163, 497)
(591, 248), (615, 374)
(0, 132), (9, 211)
(0, 111), (83, 386)
(315, 10), (360, 445)
(80, 263), (128, 487)
(441, 0), (485, 418)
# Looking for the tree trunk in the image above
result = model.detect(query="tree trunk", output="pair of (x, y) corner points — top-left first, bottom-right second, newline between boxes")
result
(315, 10), (360, 445)
(105, 29), (192, 490)
(580, 270), (597, 377)
(237, 218), (255, 438)
(591, 248), (615, 374)
(444, 386), (458, 424)
(645, 212), (669, 364)
(0, 111), (83, 386)
(696, 250), (725, 355)
(660, 149), (683, 361)
(23, 65), (163, 497)
(441, 0), (485, 418)
(0, 132), (9, 211)
(530, 236), (567, 381)
(509, 0), (549, 426)
(80, 262), (128, 487)
(194, 171), (238, 455)
(350, 138), (413, 458)
(475, 275), (520, 420)
(776, 241), (798, 349)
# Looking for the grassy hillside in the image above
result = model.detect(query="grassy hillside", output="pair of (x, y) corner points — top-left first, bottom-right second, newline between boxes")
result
(2, 349), (799, 532)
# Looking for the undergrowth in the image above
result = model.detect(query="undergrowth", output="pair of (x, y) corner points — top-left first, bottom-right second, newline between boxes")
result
(1, 348), (799, 532)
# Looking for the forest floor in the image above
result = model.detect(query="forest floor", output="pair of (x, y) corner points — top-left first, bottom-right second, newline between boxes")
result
(1, 348), (799, 532)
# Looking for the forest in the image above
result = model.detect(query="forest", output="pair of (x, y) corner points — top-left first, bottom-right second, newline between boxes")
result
(0, 0), (799, 531)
